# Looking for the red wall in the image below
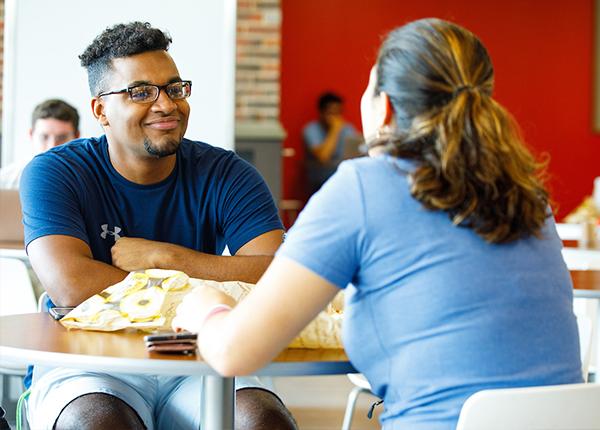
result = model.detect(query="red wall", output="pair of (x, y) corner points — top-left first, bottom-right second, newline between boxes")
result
(281, 0), (599, 218)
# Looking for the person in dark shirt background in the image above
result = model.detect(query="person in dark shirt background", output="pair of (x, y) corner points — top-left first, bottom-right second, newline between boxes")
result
(302, 92), (361, 195)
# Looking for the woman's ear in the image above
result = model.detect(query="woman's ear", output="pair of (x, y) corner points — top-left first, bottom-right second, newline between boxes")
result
(380, 92), (394, 127)
(373, 91), (394, 130)
(91, 98), (109, 126)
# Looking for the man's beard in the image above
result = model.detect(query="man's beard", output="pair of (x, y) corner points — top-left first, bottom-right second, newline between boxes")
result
(144, 137), (180, 158)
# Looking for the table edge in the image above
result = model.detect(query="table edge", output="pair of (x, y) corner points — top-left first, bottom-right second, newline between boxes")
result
(0, 345), (356, 377)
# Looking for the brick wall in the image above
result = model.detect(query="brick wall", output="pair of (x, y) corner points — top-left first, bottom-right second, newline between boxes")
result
(236, 0), (281, 122)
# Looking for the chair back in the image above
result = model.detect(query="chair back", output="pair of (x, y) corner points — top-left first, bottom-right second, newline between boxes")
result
(37, 291), (51, 312)
(0, 257), (36, 378)
(573, 297), (597, 381)
(456, 383), (600, 430)
(0, 257), (36, 315)
(562, 248), (600, 271)
(555, 223), (584, 241)
(0, 189), (24, 243)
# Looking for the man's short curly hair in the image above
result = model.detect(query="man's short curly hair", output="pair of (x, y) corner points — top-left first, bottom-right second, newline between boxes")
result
(79, 22), (172, 96)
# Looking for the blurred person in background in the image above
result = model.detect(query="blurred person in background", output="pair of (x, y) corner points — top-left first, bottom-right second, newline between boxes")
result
(303, 92), (360, 195)
(0, 99), (80, 189)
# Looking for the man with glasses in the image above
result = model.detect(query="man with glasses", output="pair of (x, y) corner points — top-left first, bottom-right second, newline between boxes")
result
(20, 22), (296, 430)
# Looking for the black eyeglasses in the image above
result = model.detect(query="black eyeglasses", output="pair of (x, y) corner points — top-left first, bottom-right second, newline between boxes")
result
(97, 80), (192, 104)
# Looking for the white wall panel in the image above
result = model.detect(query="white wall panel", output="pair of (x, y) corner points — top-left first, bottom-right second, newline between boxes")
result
(2, 0), (236, 165)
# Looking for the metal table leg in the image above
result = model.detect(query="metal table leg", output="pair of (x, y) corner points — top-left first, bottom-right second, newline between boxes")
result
(201, 375), (235, 430)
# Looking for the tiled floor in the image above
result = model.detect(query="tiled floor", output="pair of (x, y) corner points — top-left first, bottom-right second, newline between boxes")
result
(274, 375), (383, 429)
(290, 407), (382, 430)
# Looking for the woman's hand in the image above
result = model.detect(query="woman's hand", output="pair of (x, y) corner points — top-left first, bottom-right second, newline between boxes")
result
(172, 285), (237, 334)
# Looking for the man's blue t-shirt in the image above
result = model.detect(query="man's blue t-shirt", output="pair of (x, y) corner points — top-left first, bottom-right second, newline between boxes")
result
(278, 155), (582, 430)
(20, 136), (282, 263)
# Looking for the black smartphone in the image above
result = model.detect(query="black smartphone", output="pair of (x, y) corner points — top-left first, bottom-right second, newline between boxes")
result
(48, 307), (75, 320)
(143, 332), (197, 343)
(144, 332), (197, 355)
(146, 343), (197, 354)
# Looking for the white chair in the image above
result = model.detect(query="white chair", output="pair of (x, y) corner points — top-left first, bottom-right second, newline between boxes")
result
(556, 222), (600, 267)
(0, 257), (37, 424)
(341, 373), (374, 430)
(0, 257), (36, 316)
(562, 246), (600, 377)
(576, 315), (594, 381)
(556, 222), (600, 248)
(561, 248), (600, 271)
(456, 383), (600, 430)
(555, 222), (584, 241)
(37, 291), (50, 312)
(574, 297), (597, 381)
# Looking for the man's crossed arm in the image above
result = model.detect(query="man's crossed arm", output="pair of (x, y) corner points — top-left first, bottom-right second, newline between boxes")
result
(28, 230), (284, 307)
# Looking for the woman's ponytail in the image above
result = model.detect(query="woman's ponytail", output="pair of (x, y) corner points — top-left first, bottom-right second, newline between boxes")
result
(373, 19), (549, 243)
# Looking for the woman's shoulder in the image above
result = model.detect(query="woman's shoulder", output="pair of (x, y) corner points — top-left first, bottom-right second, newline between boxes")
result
(338, 155), (415, 179)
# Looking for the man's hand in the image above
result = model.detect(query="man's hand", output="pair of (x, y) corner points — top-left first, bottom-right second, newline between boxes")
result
(326, 114), (344, 130)
(311, 115), (345, 163)
(111, 237), (169, 272)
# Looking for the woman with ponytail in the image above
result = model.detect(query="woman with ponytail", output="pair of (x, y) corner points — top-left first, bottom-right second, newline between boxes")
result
(174, 18), (582, 429)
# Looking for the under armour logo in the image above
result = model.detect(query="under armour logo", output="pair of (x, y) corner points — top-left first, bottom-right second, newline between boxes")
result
(100, 224), (122, 241)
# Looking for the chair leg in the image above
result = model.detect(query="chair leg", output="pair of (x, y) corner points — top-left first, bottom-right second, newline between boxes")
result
(341, 386), (371, 430)
(1, 374), (18, 424)
(18, 390), (30, 430)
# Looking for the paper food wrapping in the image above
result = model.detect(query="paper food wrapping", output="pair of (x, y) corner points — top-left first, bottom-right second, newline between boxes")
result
(287, 292), (343, 349)
(59, 269), (344, 349)
(564, 197), (600, 224)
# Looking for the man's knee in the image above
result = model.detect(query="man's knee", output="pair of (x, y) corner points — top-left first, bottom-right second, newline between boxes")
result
(235, 388), (298, 430)
(53, 392), (145, 430)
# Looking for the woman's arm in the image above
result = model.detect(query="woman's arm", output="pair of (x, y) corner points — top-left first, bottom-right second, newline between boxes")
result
(172, 255), (340, 376)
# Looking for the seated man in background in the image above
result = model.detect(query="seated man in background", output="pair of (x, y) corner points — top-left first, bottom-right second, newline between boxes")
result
(303, 92), (360, 195)
(0, 99), (79, 189)
(20, 21), (295, 430)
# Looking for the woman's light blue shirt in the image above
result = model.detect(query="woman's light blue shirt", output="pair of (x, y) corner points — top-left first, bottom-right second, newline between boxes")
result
(278, 156), (582, 429)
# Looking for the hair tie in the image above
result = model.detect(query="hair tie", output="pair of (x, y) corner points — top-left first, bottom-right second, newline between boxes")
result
(453, 85), (475, 97)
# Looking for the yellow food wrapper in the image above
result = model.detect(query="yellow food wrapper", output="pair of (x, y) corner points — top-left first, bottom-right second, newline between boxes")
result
(564, 196), (600, 224)
(60, 269), (344, 349)
(59, 269), (252, 332)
